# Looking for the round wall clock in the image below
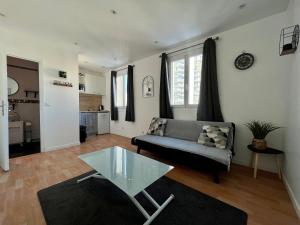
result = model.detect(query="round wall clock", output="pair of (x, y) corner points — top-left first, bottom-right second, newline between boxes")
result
(142, 75), (154, 98)
(234, 53), (255, 70)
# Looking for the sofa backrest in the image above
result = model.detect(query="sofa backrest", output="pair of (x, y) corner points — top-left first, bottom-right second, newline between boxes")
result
(164, 119), (235, 152)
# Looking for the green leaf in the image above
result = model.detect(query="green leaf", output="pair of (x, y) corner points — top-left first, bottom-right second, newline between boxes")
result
(245, 120), (280, 139)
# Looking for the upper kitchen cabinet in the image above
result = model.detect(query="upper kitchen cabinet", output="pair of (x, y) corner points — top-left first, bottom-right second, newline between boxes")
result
(79, 72), (106, 96)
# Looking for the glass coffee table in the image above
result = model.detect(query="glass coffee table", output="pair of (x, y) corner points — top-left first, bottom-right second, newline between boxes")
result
(77, 146), (174, 225)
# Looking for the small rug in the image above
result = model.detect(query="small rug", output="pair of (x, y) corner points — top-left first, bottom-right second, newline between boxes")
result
(9, 141), (40, 158)
(38, 171), (247, 225)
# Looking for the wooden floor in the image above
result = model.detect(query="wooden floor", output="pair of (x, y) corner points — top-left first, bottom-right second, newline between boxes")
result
(0, 134), (299, 225)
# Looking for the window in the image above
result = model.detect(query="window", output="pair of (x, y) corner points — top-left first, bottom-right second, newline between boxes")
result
(116, 73), (128, 107)
(188, 54), (202, 105)
(170, 59), (185, 105)
(169, 51), (202, 107)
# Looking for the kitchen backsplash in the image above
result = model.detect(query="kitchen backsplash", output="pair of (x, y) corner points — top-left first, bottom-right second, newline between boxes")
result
(79, 93), (102, 111)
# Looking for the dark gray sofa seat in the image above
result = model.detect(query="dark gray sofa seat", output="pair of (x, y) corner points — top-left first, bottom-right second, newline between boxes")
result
(133, 135), (232, 167)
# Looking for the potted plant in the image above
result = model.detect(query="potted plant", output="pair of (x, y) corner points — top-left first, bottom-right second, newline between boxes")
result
(245, 121), (280, 150)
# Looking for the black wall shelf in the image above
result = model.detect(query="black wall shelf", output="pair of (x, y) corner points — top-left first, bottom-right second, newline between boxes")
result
(24, 90), (39, 98)
(53, 80), (73, 87)
(9, 99), (39, 104)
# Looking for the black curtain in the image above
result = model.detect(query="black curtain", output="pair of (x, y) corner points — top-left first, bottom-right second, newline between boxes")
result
(125, 65), (135, 122)
(159, 53), (174, 119)
(110, 71), (118, 121)
(197, 38), (224, 122)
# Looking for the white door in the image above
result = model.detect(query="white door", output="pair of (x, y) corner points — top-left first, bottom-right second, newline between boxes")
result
(0, 53), (9, 171)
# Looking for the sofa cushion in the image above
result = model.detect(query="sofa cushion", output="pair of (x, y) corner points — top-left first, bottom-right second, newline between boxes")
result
(134, 135), (232, 166)
(164, 119), (235, 151)
(164, 119), (202, 141)
(147, 117), (167, 136)
(198, 125), (230, 149)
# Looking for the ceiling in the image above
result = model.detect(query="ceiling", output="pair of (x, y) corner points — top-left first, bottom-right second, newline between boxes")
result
(0, 0), (289, 72)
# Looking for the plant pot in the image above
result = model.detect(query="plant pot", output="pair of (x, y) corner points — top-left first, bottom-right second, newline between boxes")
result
(252, 139), (267, 150)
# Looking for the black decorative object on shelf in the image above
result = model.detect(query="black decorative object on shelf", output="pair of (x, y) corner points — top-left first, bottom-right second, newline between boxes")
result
(279, 24), (299, 56)
(234, 53), (254, 70)
(59, 71), (67, 78)
(79, 73), (85, 91)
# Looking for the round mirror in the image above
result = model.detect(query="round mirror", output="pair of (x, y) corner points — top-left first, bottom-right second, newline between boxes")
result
(7, 77), (19, 96)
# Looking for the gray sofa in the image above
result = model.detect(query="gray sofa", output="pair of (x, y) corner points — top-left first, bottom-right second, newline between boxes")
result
(131, 119), (235, 183)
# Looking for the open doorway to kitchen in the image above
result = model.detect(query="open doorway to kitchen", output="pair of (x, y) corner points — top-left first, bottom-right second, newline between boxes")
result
(7, 56), (41, 158)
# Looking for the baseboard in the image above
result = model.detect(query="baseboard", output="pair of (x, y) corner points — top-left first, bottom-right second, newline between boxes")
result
(110, 131), (134, 138)
(232, 158), (277, 173)
(232, 158), (250, 167)
(283, 173), (300, 219)
(44, 142), (80, 152)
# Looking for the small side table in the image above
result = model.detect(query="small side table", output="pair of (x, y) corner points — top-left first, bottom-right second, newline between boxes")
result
(247, 145), (284, 179)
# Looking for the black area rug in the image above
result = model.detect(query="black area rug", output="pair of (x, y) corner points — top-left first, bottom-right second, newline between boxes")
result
(38, 171), (247, 225)
(9, 141), (40, 158)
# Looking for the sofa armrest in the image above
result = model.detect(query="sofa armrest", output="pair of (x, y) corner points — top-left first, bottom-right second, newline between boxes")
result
(230, 123), (236, 156)
(131, 137), (137, 145)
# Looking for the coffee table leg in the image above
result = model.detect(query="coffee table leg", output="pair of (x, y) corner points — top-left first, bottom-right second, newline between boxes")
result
(77, 172), (105, 183)
(142, 190), (160, 208)
(254, 153), (259, 178)
(129, 191), (174, 225)
(143, 194), (174, 225)
(77, 173), (174, 225)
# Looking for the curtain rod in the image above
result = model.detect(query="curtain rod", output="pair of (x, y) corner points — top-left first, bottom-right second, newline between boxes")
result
(159, 36), (219, 58)
(114, 65), (135, 72)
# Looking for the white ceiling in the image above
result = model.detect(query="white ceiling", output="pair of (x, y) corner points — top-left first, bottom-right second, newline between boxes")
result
(0, 0), (289, 72)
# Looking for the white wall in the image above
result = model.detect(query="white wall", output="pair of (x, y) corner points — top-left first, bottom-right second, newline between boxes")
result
(217, 12), (289, 172)
(284, 0), (300, 217)
(103, 54), (161, 136)
(103, 11), (290, 173)
(0, 27), (80, 152)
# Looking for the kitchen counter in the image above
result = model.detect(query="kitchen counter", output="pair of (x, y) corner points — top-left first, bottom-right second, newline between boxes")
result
(80, 110), (109, 113)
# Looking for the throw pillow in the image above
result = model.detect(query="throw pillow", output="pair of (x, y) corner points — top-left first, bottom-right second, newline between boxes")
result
(147, 117), (167, 136)
(198, 125), (230, 149)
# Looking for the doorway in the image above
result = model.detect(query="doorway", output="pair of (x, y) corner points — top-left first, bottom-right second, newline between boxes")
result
(7, 56), (41, 158)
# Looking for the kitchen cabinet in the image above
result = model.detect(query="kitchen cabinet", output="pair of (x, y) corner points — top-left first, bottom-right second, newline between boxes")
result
(98, 112), (110, 134)
(80, 113), (98, 136)
(80, 112), (110, 136)
(80, 73), (106, 95)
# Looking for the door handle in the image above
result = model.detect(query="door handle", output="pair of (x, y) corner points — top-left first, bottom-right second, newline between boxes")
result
(0, 100), (5, 116)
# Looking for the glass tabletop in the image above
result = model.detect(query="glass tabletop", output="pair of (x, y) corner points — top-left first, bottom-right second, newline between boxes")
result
(79, 146), (174, 197)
